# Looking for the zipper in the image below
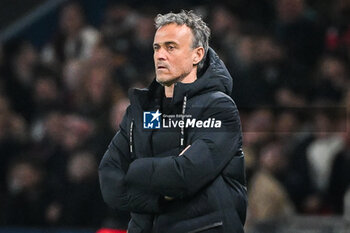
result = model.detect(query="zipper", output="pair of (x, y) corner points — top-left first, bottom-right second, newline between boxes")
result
(180, 95), (187, 150)
(187, 221), (223, 233)
(129, 119), (135, 157)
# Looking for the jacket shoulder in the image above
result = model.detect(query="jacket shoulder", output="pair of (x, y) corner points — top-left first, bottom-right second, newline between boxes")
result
(190, 91), (236, 108)
(207, 91), (235, 104)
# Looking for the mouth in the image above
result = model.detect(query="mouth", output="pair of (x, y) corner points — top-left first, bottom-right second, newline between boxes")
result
(157, 65), (168, 70)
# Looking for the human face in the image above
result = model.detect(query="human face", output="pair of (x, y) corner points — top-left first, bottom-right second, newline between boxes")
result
(153, 23), (197, 86)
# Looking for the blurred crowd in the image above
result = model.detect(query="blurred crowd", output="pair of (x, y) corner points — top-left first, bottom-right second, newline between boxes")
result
(0, 0), (349, 230)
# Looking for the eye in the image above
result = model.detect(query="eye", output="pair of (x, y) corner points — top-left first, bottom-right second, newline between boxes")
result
(153, 45), (159, 51)
(167, 45), (175, 51)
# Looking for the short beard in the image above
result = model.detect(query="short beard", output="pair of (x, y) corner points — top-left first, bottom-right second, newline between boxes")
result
(156, 71), (190, 86)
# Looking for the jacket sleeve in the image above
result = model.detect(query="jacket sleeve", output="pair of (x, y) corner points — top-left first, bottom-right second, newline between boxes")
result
(125, 96), (242, 199)
(98, 106), (162, 214)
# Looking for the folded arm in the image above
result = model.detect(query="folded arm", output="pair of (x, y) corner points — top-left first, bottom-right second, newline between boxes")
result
(125, 97), (242, 199)
(98, 107), (162, 214)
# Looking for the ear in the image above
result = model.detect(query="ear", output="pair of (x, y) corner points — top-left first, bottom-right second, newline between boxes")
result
(192, 47), (205, 66)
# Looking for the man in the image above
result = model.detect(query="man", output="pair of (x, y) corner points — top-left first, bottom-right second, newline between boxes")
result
(99, 10), (247, 233)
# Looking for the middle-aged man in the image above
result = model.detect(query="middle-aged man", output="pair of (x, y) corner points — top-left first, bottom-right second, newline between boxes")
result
(99, 10), (247, 233)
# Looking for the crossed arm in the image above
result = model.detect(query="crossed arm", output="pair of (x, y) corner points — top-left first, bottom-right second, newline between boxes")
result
(99, 97), (241, 213)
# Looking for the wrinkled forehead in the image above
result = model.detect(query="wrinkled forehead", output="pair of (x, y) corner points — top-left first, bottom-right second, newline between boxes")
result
(154, 23), (194, 46)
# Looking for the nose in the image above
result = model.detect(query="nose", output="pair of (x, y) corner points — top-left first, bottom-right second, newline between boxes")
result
(154, 47), (166, 61)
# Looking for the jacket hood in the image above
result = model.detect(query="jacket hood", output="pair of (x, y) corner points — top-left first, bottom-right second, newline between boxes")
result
(130, 47), (233, 108)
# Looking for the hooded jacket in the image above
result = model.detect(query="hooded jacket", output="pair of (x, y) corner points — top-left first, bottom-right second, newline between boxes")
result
(99, 48), (247, 233)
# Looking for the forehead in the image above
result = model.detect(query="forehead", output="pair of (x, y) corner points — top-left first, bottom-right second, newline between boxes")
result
(154, 23), (193, 45)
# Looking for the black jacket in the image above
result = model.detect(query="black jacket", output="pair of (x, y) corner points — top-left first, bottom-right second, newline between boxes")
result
(99, 48), (247, 233)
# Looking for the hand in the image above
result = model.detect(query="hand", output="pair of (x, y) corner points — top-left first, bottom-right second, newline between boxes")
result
(164, 145), (192, 201)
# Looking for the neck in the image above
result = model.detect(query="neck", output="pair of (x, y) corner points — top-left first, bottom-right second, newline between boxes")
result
(164, 85), (174, 98)
(164, 68), (197, 98)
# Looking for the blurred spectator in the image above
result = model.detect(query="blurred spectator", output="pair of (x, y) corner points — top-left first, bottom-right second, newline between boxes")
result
(328, 115), (350, 213)
(304, 112), (344, 214)
(88, 97), (130, 160)
(129, 13), (155, 80)
(230, 35), (255, 73)
(275, 110), (315, 212)
(256, 35), (310, 104)
(325, 0), (350, 56)
(32, 66), (64, 118)
(274, 110), (302, 139)
(209, 6), (240, 61)
(61, 114), (95, 153)
(247, 142), (295, 224)
(1, 158), (51, 226)
(100, 4), (136, 56)
(242, 109), (274, 184)
(89, 42), (114, 67)
(49, 151), (106, 227)
(229, 35), (262, 107)
(0, 96), (28, 196)
(42, 2), (100, 66)
(310, 55), (349, 102)
(274, 0), (323, 66)
(36, 111), (64, 144)
(275, 87), (306, 107)
(28, 111), (67, 194)
(0, 95), (27, 143)
(231, 32), (310, 107)
(243, 109), (274, 148)
(100, 5), (142, 90)
(62, 59), (84, 93)
(3, 40), (38, 121)
(74, 64), (113, 123)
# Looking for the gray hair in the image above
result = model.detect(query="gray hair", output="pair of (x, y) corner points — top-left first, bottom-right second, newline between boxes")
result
(155, 10), (210, 70)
